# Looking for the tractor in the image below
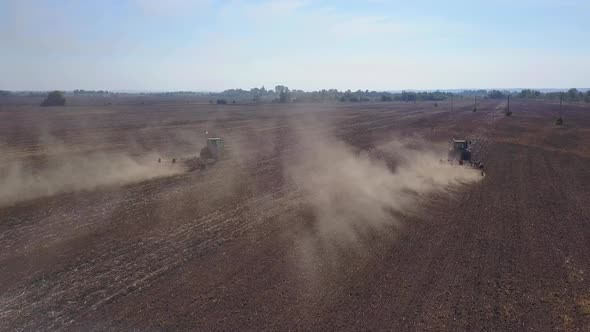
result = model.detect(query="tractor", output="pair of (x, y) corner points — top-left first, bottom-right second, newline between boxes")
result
(158, 137), (225, 171)
(182, 137), (225, 170)
(447, 138), (485, 175)
(199, 137), (225, 161)
(447, 139), (472, 165)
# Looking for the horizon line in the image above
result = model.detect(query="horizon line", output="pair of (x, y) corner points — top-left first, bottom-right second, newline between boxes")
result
(3, 87), (589, 94)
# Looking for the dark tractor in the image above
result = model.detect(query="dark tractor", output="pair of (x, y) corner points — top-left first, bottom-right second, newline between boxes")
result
(448, 139), (472, 165)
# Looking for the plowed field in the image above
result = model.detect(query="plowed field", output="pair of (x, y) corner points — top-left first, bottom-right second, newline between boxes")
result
(1, 98), (590, 330)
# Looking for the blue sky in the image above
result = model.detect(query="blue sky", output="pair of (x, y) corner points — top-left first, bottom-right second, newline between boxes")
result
(1, 0), (588, 91)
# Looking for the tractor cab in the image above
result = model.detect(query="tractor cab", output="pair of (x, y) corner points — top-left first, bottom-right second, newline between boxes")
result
(452, 139), (468, 150)
(201, 137), (225, 160)
(448, 138), (472, 164)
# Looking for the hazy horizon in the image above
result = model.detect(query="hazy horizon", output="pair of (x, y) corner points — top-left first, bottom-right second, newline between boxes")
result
(4, 88), (590, 94)
(1, 0), (589, 91)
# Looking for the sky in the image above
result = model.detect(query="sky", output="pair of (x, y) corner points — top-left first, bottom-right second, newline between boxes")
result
(1, 0), (589, 91)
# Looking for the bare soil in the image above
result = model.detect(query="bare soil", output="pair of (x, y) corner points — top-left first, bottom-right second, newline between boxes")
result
(1, 98), (590, 330)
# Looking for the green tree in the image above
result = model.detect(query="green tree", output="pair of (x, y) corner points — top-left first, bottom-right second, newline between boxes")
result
(518, 89), (541, 99)
(275, 85), (287, 94)
(279, 88), (291, 103)
(41, 91), (66, 106)
(567, 88), (579, 101)
(488, 90), (506, 99)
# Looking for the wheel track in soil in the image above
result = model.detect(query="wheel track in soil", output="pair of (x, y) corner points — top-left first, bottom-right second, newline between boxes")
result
(0, 180), (301, 330)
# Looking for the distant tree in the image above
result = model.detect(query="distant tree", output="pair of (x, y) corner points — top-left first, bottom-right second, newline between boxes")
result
(216, 99), (227, 104)
(0, 90), (11, 96)
(381, 95), (392, 102)
(585, 90), (590, 103)
(275, 85), (287, 94)
(518, 89), (542, 99)
(41, 91), (66, 106)
(73, 89), (111, 96)
(567, 88), (579, 101)
(459, 90), (488, 97)
(401, 91), (411, 101)
(279, 87), (291, 103)
(487, 90), (506, 99)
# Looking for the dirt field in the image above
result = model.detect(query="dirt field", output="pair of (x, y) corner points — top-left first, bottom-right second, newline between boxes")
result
(1, 98), (590, 330)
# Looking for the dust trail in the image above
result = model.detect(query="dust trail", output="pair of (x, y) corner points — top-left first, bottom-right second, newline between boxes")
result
(284, 123), (482, 298)
(286, 129), (481, 242)
(0, 151), (182, 207)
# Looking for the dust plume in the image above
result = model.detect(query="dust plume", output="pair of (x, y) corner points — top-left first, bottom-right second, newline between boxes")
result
(286, 128), (482, 242)
(285, 124), (482, 295)
(0, 151), (182, 207)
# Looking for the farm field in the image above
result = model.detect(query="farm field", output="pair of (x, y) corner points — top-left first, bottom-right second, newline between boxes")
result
(1, 98), (590, 330)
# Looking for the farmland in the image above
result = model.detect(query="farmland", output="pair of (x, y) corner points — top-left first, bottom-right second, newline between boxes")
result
(1, 98), (590, 330)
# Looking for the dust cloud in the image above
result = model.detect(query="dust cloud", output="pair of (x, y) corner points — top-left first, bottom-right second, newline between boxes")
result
(286, 129), (482, 242)
(0, 151), (182, 207)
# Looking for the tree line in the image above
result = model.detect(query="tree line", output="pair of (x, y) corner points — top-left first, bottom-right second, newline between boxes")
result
(486, 88), (590, 102)
(2, 87), (589, 106)
(215, 86), (456, 103)
(215, 86), (590, 104)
